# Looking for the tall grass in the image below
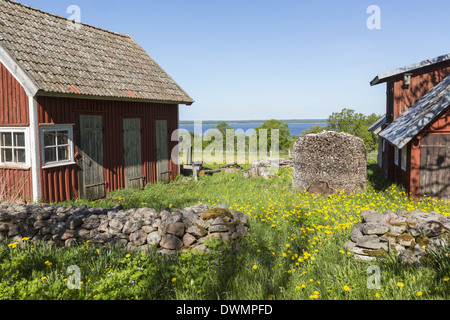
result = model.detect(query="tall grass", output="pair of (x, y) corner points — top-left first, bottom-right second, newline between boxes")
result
(1, 162), (449, 300)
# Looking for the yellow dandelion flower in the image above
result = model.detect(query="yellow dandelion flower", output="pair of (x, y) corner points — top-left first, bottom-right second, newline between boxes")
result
(397, 282), (404, 287)
(444, 276), (450, 282)
(344, 286), (350, 292)
(417, 292), (423, 296)
(253, 265), (258, 270)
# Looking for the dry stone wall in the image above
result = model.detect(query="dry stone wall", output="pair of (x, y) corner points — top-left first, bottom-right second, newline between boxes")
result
(293, 131), (367, 195)
(345, 209), (450, 264)
(0, 202), (249, 254)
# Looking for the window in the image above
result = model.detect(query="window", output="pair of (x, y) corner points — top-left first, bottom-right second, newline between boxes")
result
(40, 125), (74, 168)
(0, 128), (29, 168)
(394, 147), (399, 166)
(401, 146), (407, 171)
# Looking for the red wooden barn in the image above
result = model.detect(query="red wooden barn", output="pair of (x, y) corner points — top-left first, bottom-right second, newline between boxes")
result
(0, 0), (194, 203)
(370, 53), (450, 200)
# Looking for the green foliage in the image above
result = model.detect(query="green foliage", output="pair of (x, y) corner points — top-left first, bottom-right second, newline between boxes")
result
(255, 119), (296, 152)
(327, 108), (381, 152)
(3, 165), (450, 300)
(300, 124), (327, 137)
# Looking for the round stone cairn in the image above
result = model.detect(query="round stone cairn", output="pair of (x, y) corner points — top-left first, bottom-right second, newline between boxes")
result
(293, 131), (367, 195)
(345, 209), (450, 264)
(0, 202), (250, 255)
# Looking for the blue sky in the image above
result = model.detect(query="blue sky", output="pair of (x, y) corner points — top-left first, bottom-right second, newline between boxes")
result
(18, 0), (450, 121)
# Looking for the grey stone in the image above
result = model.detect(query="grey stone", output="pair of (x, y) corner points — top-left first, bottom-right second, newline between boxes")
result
(129, 230), (147, 246)
(65, 217), (83, 230)
(420, 221), (445, 238)
(211, 217), (225, 226)
(186, 225), (207, 238)
(51, 222), (66, 235)
(350, 223), (364, 242)
(356, 235), (382, 250)
(0, 223), (9, 233)
(399, 246), (427, 265)
(90, 233), (109, 244)
(122, 220), (143, 235)
(147, 232), (162, 246)
(362, 222), (390, 236)
(160, 234), (183, 250)
(109, 218), (124, 232)
(410, 228), (422, 237)
(141, 225), (155, 234)
(74, 228), (91, 241)
(8, 224), (20, 237)
(209, 225), (228, 233)
(166, 222), (185, 238)
(182, 233), (197, 247)
(82, 217), (101, 230)
(164, 213), (183, 225)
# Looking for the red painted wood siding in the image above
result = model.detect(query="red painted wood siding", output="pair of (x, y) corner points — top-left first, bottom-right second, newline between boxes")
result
(36, 96), (179, 203)
(0, 168), (32, 202)
(0, 63), (29, 126)
(0, 62), (33, 202)
(392, 63), (450, 121)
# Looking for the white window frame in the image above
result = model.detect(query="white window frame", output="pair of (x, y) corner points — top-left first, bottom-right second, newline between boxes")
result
(40, 125), (75, 169)
(0, 127), (30, 169)
(401, 146), (407, 171)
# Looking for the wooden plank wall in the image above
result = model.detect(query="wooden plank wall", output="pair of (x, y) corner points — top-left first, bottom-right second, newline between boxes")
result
(0, 63), (29, 126)
(36, 96), (179, 203)
(0, 62), (33, 202)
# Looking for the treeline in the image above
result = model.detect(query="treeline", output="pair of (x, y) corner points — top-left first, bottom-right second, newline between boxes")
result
(184, 108), (382, 153)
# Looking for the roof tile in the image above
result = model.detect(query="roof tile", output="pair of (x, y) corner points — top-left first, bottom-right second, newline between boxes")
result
(0, 0), (194, 104)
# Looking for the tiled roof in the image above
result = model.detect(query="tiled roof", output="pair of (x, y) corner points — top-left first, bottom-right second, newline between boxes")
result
(379, 74), (450, 149)
(0, 0), (194, 105)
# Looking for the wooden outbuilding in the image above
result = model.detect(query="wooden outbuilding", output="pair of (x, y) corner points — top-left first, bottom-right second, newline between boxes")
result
(370, 53), (450, 200)
(0, 0), (194, 202)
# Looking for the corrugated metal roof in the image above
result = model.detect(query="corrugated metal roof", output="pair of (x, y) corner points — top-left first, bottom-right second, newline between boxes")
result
(0, 0), (194, 105)
(368, 115), (386, 134)
(379, 74), (450, 149)
(370, 53), (450, 86)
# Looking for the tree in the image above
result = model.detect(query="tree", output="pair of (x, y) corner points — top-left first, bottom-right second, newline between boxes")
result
(300, 124), (327, 137)
(326, 108), (380, 152)
(255, 119), (295, 152)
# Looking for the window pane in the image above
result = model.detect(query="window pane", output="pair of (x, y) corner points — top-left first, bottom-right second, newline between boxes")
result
(58, 146), (69, 161)
(57, 131), (69, 145)
(1, 133), (12, 147)
(15, 149), (26, 163)
(14, 133), (25, 147)
(45, 147), (57, 163)
(44, 132), (56, 147)
(2, 148), (13, 162)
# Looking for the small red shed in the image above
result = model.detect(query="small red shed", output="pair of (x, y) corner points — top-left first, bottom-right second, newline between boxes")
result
(0, 0), (194, 203)
(370, 53), (450, 200)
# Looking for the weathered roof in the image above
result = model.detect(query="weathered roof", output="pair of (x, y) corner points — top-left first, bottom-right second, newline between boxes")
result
(370, 53), (450, 86)
(379, 74), (450, 149)
(368, 115), (386, 135)
(0, 0), (194, 105)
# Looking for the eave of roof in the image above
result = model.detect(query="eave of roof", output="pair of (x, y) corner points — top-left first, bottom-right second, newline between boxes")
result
(370, 53), (450, 86)
(378, 74), (450, 149)
(368, 115), (386, 135)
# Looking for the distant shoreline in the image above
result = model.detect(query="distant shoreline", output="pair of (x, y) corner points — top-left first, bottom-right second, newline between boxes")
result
(179, 119), (328, 125)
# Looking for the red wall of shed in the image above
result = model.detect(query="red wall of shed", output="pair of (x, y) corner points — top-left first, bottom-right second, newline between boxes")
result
(36, 96), (179, 203)
(0, 62), (33, 202)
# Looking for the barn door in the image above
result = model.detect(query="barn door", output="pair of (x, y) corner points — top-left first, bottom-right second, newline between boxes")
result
(77, 115), (106, 200)
(420, 134), (450, 199)
(156, 120), (170, 183)
(123, 118), (143, 189)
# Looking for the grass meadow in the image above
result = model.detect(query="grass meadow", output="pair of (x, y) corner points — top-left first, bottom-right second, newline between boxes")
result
(0, 161), (449, 300)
